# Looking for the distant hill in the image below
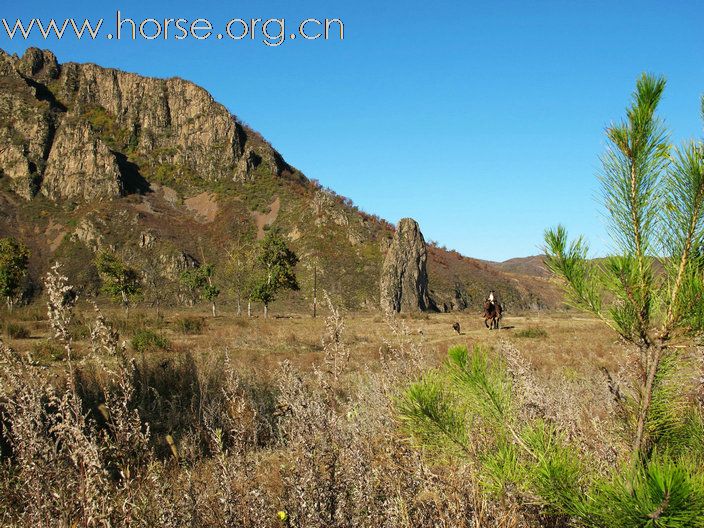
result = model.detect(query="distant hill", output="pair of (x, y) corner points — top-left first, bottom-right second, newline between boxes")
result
(496, 255), (551, 278)
(0, 47), (560, 311)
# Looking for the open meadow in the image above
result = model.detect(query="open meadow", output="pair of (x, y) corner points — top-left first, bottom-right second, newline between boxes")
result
(2, 303), (624, 378)
(1, 296), (651, 527)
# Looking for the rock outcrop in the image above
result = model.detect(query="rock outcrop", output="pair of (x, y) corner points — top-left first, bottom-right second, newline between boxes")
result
(0, 47), (289, 203)
(0, 50), (56, 198)
(41, 120), (124, 202)
(15, 47), (59, 81)
(380, 218), (434, 313)
(55, 61), (246, 182)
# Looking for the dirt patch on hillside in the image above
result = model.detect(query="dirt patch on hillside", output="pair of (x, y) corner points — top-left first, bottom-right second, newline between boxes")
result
(252, 196), (280, 239)
(46, 219), (67, 252)
(185, 192), (219, 223)
(150, 183), (180, 206)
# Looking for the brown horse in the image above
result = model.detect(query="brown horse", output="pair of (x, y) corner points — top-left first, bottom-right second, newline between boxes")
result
(483, 300), (502, 330)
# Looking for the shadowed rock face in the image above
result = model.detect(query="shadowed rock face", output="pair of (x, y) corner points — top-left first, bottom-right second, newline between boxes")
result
(380, 218), (434, 313)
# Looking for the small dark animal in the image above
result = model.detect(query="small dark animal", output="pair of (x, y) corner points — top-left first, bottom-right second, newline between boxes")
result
(452, 322), (461, 334)
(483, 300), (502, 330)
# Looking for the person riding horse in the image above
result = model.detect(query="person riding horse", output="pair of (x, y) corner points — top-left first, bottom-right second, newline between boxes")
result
(483, 290), (502, 329)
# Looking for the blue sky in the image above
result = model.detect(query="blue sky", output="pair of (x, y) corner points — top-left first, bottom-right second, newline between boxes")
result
(2, 1), (703, 261)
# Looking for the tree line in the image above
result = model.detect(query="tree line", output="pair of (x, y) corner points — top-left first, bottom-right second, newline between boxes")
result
(0, 229), (299, 318)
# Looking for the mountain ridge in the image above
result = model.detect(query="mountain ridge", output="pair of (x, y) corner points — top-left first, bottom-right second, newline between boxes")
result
(0, 47), (560, 311)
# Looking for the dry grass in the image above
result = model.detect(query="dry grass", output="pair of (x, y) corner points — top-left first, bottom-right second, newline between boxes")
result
(0, 297), (635, 527)
(2, 302), (626, 394)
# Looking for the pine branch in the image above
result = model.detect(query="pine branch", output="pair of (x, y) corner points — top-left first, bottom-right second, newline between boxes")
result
(663, 142), (704, 337)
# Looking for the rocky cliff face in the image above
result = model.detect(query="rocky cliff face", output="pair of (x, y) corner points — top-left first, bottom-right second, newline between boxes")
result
(0, 49), (56, 198)
(0, 47), (287, 203)
(55, 61), (244, 182)
(41, 120), (124, 201)
(380, 218), (434, 313)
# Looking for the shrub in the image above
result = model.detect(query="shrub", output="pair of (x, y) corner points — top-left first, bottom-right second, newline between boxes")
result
(69, 319), (91, 339)
(4, 322), (30, 339)
(514, 326), (548, 338)
(0, 291), (547, 526)
(131, 329), (170, 352)
(31, 339), (65, 361)
(176, 316), (204, 335)
(15, 305), (45, 322)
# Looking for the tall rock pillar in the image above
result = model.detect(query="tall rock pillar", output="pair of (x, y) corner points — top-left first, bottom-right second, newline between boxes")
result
(380, 218), (433, 313)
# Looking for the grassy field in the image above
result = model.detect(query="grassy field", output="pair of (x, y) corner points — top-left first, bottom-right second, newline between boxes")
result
(0, 301), (644, 527)
(1, 303), (624, 378)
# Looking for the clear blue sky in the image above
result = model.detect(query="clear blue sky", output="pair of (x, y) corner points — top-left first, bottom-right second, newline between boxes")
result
(2, 1), (703, 261)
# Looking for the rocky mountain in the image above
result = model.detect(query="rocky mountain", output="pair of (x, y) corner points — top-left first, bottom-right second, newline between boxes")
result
(0, 47), (560, 312)
(0, 48), (284, 200)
